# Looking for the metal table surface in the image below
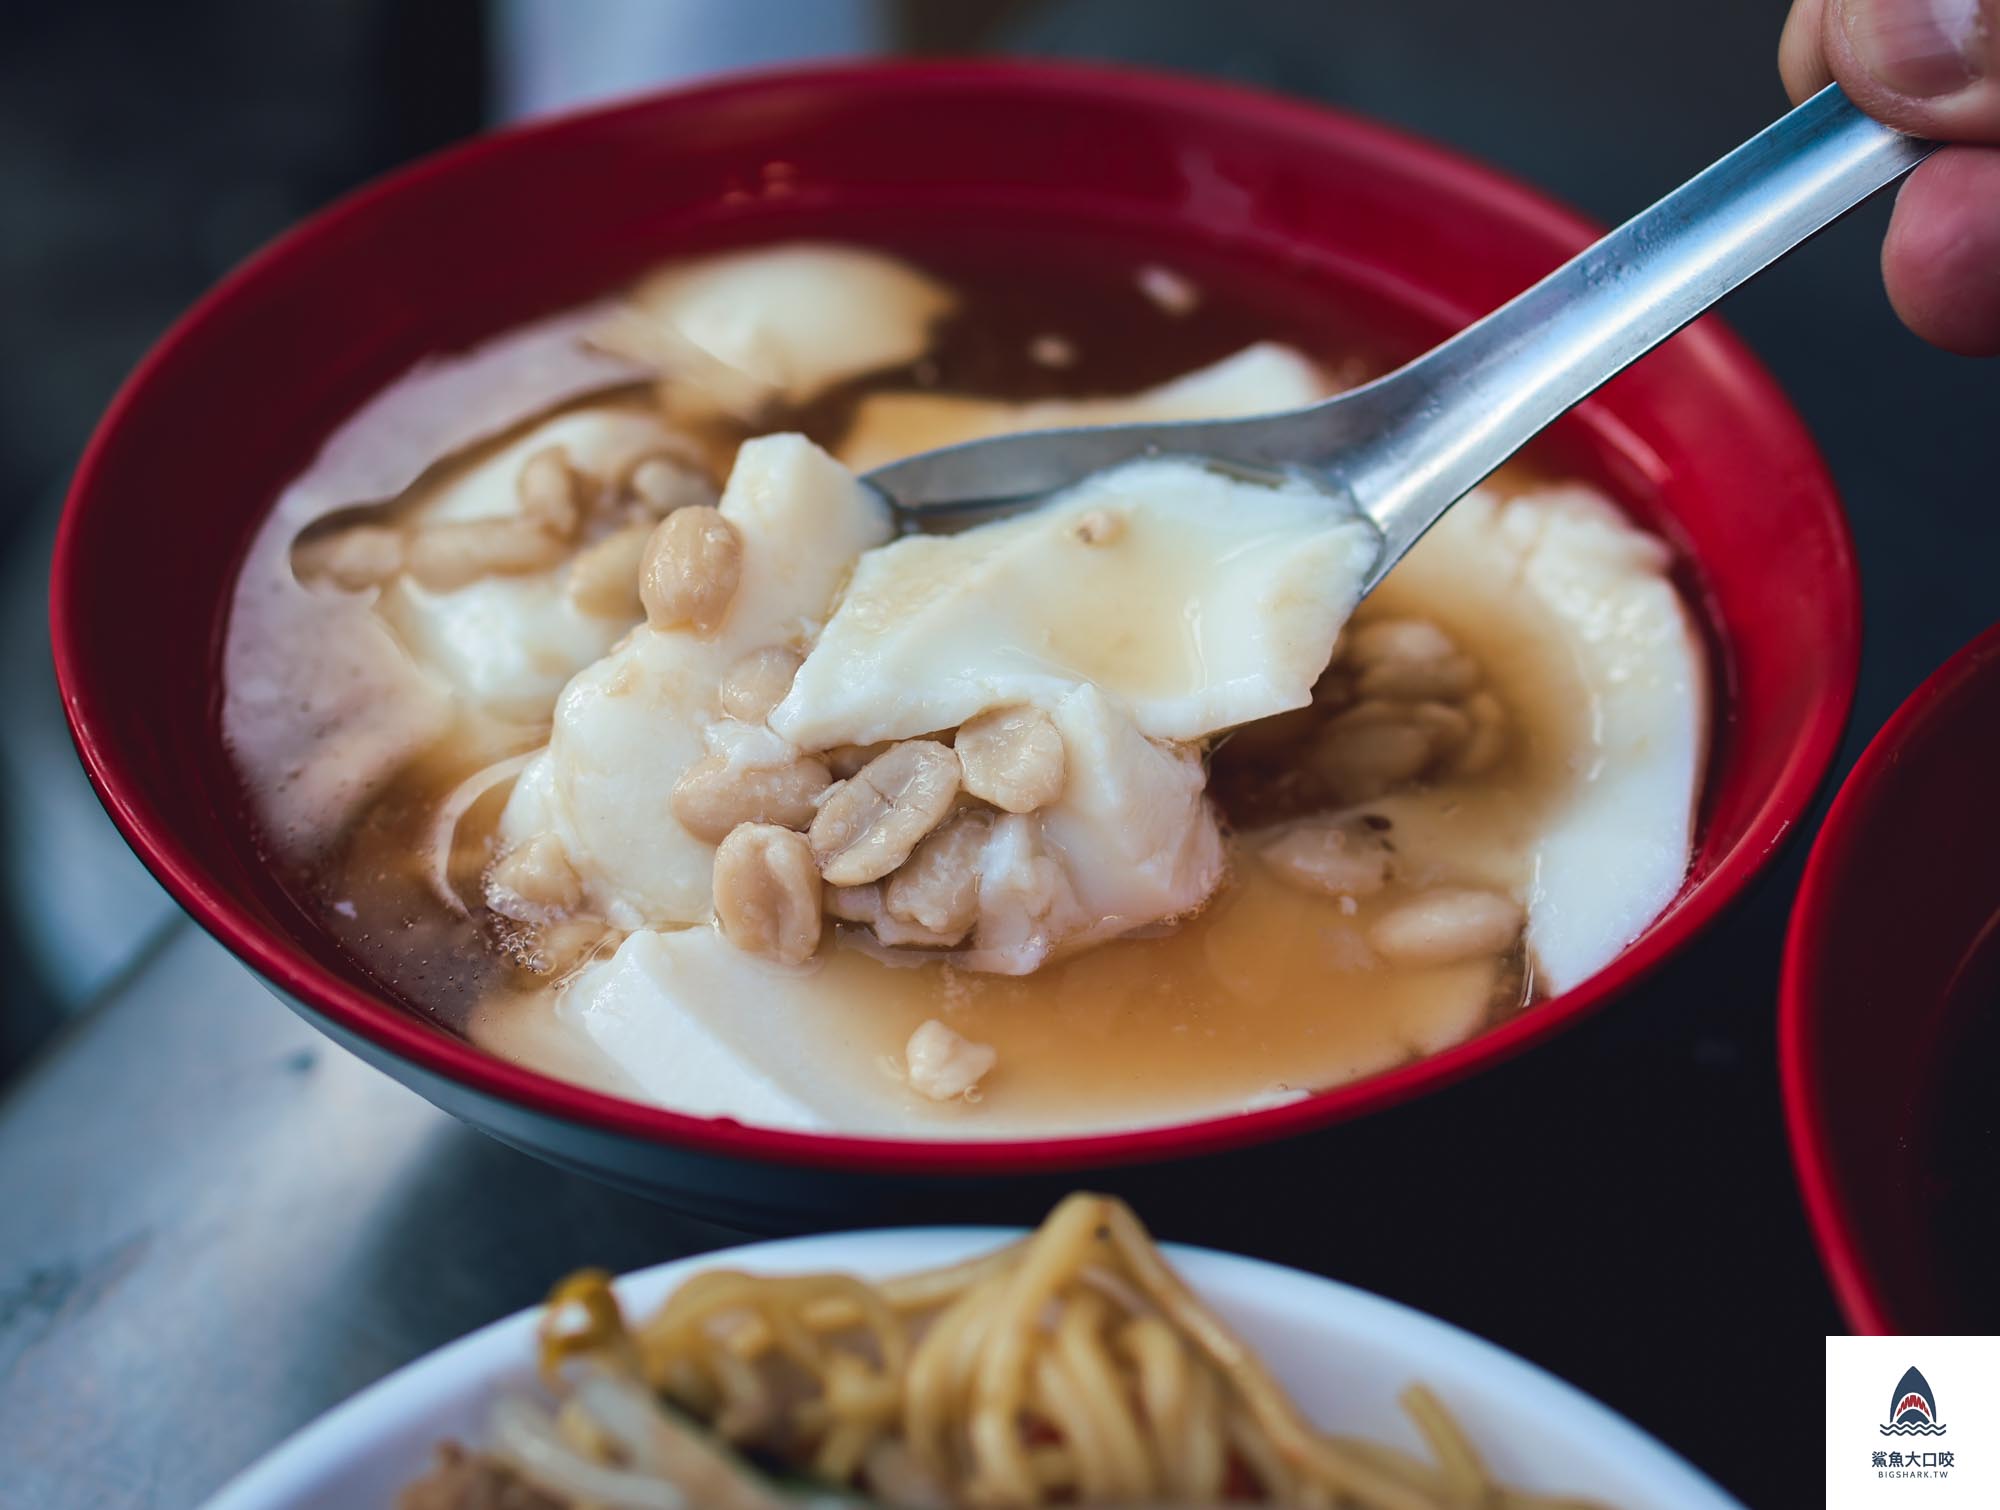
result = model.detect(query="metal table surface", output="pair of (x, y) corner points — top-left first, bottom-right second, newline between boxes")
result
(0, 923), (745, 1509)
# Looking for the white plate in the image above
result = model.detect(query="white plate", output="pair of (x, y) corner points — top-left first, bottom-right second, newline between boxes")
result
(207, 1229), (1739, 1509)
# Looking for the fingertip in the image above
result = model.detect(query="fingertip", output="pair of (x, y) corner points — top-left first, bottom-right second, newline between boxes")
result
(1882, 148), (2000, 356)
(1779, 0), (1836, 103)
(1821, 0), (2000, 141)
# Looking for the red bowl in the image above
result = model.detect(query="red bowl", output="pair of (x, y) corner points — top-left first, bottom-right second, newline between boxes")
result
(53, 61), (1857, 1222)
(1783, 623), (2000, 1333)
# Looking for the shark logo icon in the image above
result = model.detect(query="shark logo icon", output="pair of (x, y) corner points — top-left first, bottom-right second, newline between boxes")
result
(1881, 1366), (1947, 1436)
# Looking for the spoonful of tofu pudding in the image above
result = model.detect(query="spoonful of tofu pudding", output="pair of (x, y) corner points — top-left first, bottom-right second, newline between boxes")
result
(221, 88), (1921, 1137)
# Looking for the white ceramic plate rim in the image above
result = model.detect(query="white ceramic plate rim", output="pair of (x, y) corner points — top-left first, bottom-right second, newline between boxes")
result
(205, 1228), (1741, 1509)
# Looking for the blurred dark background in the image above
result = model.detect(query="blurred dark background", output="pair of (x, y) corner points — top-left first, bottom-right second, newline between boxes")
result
(0, 0), (491, 1068)
(1, 2), (1993, 1505)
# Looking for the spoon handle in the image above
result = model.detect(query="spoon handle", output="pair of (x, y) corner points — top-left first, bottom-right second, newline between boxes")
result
(1344, 84), (1934, 561)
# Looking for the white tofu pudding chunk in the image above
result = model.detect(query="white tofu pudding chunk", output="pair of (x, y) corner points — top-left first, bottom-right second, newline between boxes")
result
(837, 342), (1325, 471)
(223, 238), (1708, 1137)
(593, 242), (956, 417)
(772, 458), (1380, 747)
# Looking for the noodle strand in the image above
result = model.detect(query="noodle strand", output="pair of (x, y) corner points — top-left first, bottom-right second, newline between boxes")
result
(482, 1195), (1610, 1510)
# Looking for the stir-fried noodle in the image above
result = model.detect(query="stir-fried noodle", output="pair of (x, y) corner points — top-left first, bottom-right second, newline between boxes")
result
(403, 1194), (1606, 1509)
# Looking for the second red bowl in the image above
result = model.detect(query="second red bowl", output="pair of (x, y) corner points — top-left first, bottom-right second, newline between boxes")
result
(1785, 622), (2000, 1333)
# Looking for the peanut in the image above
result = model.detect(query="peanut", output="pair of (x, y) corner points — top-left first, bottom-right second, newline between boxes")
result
(623, 452), (713, 516)
(825, 742), (893, 780)
(712, 823), (822, 966)
(565, 525), (651, 619)
(825, 883), (964, 949)
(1455, 691), (1508, 776)
(1070, 507), (1124, 545)
(1370, 887), (1523, 966)
(904, 1019), (996, 1101)
(1346, 618), (1480, 701)
(670, 753), (832, 844)
(1261, 819), (1393, 900)
(485, 835), (583, 923)
(406, 517), (568, 591)
(1310, 704), (1434, 802)
(719, 646), (804, 724)
(516, 445), (584, 537)
(809, 741), (960, 886)
(955, 705), (1065, 814)
(884, 810), (991, 938)
(293, 524), (404, 590)
(640, 505), (741, 635)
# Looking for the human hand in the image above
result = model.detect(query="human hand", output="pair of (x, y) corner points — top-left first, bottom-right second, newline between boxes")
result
(1781, 0), (2000, 353)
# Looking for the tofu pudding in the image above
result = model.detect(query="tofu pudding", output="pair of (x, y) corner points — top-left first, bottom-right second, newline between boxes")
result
(224, 242), (1707, 1138)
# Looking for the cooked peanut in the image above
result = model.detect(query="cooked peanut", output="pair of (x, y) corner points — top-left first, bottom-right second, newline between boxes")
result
(293, 524), (404, 590)
(824, 883), (886, 925)
(1373, 651), (1481, 702)
(719, 646), (803, 723)
(1406, 700), (1472, 760)
(1370, 887), (1523, 966)
(1345, 617), (1455, 664)
(503, 917), (608, 977)
(406, 517), (569, 591)
(1346, 618), (1481, 701)
(885, 810), (991, 937)
(955, 705), (1065, 814)
(827, 883), (965, 948)
(623, 452), (712, 516)
(1029, 333), (1078, 369)
(485, 835), (583, 923)
(1261, 819), (1393, 900)
(516, 445), (584, 537)
(641, 505), (741, 635)
(670, 753), (832, 843)
(713, 823), (822, 966)
(1455, 691), (1508, 776)
(1070, 507), (1124, 545)
(565, 525), (651, 618)
(1136, 263), (1201, 316)
(904, 1019), (996, 1101)
(809, 740), (960, 886)
(825, 742), (893, 779)
(1310, 704), (1434, 802)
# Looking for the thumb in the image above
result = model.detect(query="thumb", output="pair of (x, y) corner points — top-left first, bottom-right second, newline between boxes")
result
(1825, 0), (2000, 139)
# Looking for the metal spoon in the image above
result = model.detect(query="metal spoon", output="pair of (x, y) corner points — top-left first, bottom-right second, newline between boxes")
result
(864, 84), (1933, 585)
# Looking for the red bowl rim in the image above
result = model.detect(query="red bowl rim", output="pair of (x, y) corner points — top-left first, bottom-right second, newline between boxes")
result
(53, 57), (1859, 1178)
(1779, 620), (2000, 1333)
